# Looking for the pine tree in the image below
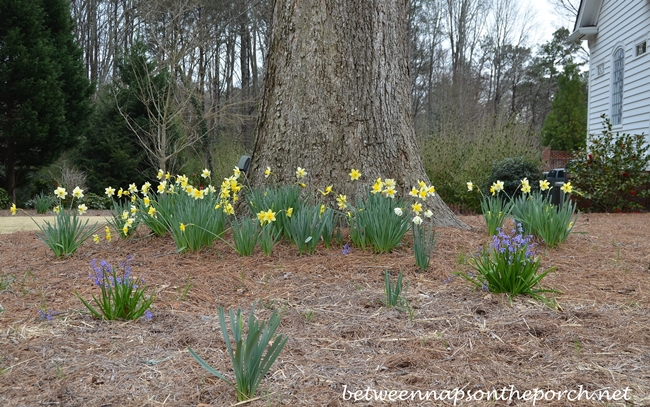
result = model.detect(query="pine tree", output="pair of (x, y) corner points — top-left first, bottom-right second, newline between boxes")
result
(0, 0), (92, 201)
(541, 62), (587, 151)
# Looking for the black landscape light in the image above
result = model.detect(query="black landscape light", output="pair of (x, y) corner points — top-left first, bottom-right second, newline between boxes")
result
(237, 155), (251, 174)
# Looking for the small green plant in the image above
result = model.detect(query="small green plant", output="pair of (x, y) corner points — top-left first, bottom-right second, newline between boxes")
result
(188, 303), (289, 402)
(75, 257), (155, 320)
(384, 269), (409, 309)
(0, 187), (10, 209)
(458, 225), (559, 305)
(258, 224), (281, 256)
(35, 187), (100, 257)
(467, 181), (513, 235)
(230, 217), (259, 256)
(413, 221), (438, 272)
(303, 309), (315, 323)
(511, 188), (578, 248)
(0, 273), (15, 292)
(285, 205), (329, 255)
(177, 274), (193, 301)
(30, 193), (55, 214)
(350, 191), (410, 253)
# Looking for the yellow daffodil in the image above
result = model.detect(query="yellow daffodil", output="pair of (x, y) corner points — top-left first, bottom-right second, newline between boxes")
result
(560, 182), (573, 194)
(521, 183), (531, 194)
(143, 196), (151, 207)
(72, 186), (84, 199)
(191, 188), (204, 200)
(125, 217), (134, 227)
(130, 205), (137, 214)
(131, 195), (137, 203)
(224, 202), (235, 215)
(411, 202), (423, 214)
(105, 186), (115, 197)
(118, 188), (124, 198)
(258, 209), (276, 225)
(336, 194), (347, 210)
(93, 234), (100, 244)
(299, 183), (306, 188)
(264, 166), (272, 178)
(320, 204), (325, 216)
(148, 206), (156, 216)
(10, 203), (16, 215)
(383, 178), (395, 189)
(539, 179), (551, 191)
(467, 182), (473, 192)
(157, 169), (164, 179)
(320, 185), (333, 195)
(53, 205), (60, 214)
(165, 172), (171, 180)
(214, 203), (222, 210)
(383, 186), (396, 198)
(123, 225), (129, 236)
(493, 180), (504, 193)
(105, 226), (112, 242)
(141, 181), (151, 195)
(78, 204), (88, 215)
(349, 168), (361, 181)
(286, 207), (293, 217)
(54, 187), (68, 199)
(418, 180), (427, 189)
(409, 187), (419, 198)
(157, 181), (167, 193)
(412, 216), (423, 225)
(490, 186), (496, 196)
(296, 167), (307, 179)
(201, 168), (211, 179)
(233, 167), (241, 179)
(128, 183), (137, 193)
(121, 210), (129, 220)
(179, 223), (186, 232)
(427, 185), (436, 196)
(418, 188), (428, 200)
(371, 181), (383, 194)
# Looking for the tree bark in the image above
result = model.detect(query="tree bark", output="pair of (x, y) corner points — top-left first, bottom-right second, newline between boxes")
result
(250, 0), (467, 228)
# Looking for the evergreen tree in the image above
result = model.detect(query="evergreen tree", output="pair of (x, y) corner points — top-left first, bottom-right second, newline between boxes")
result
(541, 62), (587, 151)
(0, 0), (92, 201)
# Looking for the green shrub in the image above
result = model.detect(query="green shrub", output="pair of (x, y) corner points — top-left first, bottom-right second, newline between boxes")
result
(568, 115), (650, 212)
(83, 192), (113, 209)
(0, 188), (10, 209)
(349, 191), (410, 253)
(230, 217), (258, 256)
(484, 157), (544, 200)
(511, 191), (578, 247)
(33, 193), (55, 214)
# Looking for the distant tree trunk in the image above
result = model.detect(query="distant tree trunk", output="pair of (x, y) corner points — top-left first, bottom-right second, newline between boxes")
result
(250, 0), (467, 228)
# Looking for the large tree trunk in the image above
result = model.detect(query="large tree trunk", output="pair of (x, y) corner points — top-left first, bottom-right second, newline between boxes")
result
(250, 0), (467, 228)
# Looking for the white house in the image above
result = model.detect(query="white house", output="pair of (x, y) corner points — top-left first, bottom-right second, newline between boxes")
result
(569, 0), (650, 138)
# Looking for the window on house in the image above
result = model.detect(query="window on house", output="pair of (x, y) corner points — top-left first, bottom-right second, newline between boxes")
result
(611, 48), (624, 125)
(636, 41), (647, 56)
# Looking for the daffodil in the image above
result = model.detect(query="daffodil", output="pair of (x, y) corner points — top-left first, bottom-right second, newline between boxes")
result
(105, 226), (112, 242)
(131, 195), (137, 203)
(296, 167), (307, 179)
(121, 210), (129, 220)
(78, 204), (88, 215)
(336, 194), (347, 210)
(349, 168), (361, 181)
(492, 180), (504, 193)
(490, 186), (496, 196)
(424, 209), (433, 218)
(286, 207), (293, 217)
(157, 169), (164, 179)
(394, 207), (403, 216)
(383, 186), (396, 198)
(179, 223), (186, 232)
(409, 187), (419, 198)
(157, 181), (167, 193)
(122, 225), (129, 236)
(93, 234), (100, 244)
(165, 172), (171, 180)
(125, 218), (135, 227)
(130, 205), (137, 214)
(141, 181), (151, 195)
(521, 183), (531, 194)
(10, 203), (16, 215)
(539, 179), (551, 191)
(411, 202), (423, 214)
(371, 181), (383, 194)
(224, 202), (235, 215)
(427, 186), (436, 196)
(299, 183), (306, 188)
(384, 178), (396, 189)
(320, 185), (333, 195)
(128, 183), (138, 193)
(412, 216), (423, 225)
(105, 186), (115, 197)
(143, 196), (151, 207)
(118, 188), (124, 198)
(418, 188), (428, 200)
(53, 206), (60, 214)
(560, 182), (573, 194)
(201, 168), (211, 179)
(191, 188), (204, 200)
(54, 187), (67, 199)
(148, 206), (156, 216)
(258, 209), (276, 225)
(233, 167), (241, 179)
(319, 204), (325, 216)
(264, 166), (272, 178)
(467, 182), (473, 192)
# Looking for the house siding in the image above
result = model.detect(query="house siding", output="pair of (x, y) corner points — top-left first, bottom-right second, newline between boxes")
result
(587, 0), (650, 139)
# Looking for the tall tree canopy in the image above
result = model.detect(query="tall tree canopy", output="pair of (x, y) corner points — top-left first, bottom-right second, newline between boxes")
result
(249, 0), (466, 228)
(0, 0), (92, 200)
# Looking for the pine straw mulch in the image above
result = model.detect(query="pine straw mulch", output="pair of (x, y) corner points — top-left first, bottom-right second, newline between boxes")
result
(1, 213), (650, 406)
